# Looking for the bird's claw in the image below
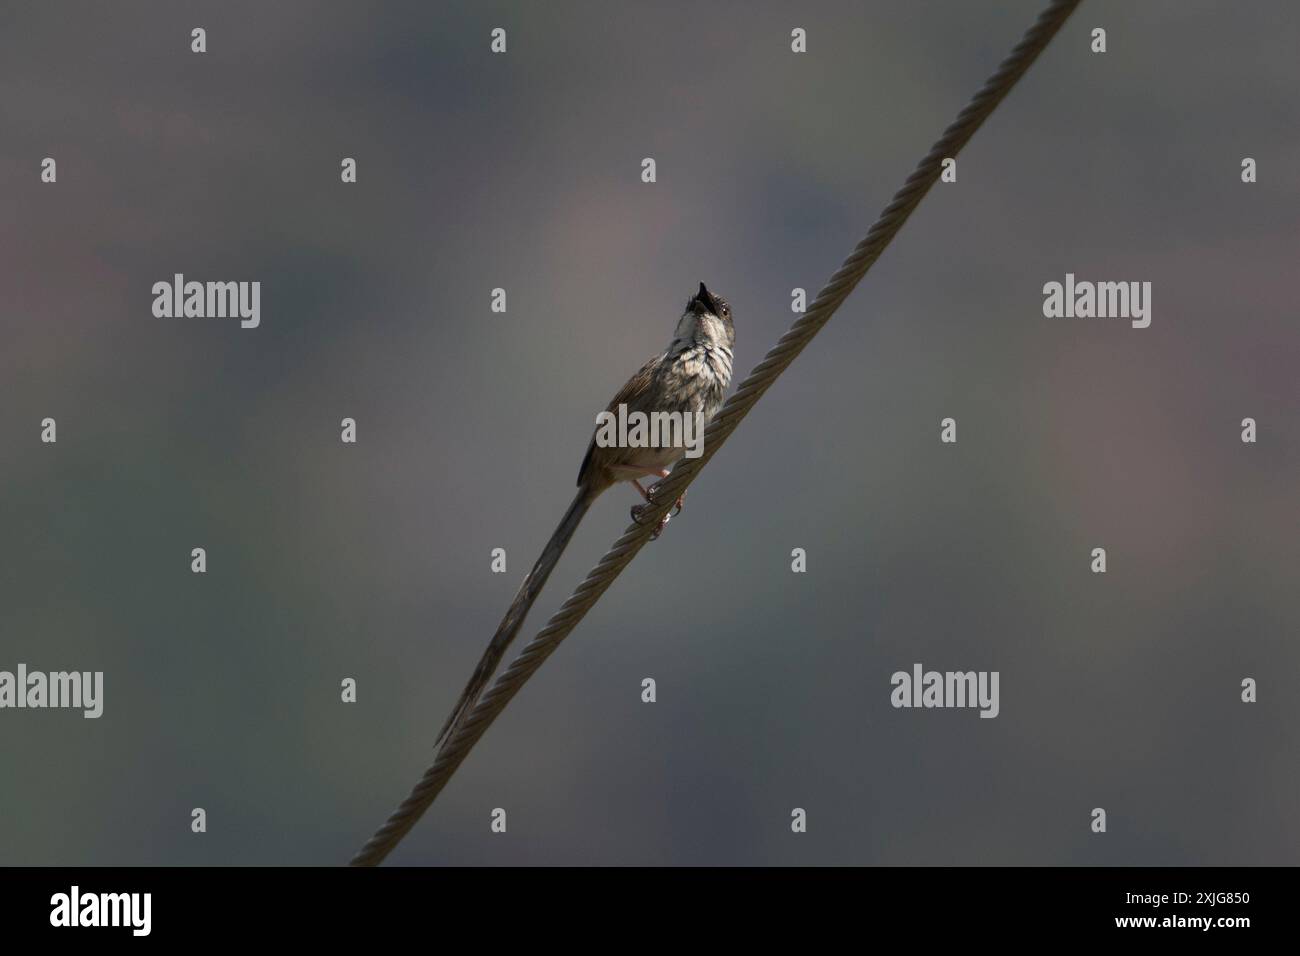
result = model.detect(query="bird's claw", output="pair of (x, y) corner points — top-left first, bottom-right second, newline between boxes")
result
(632, 487), (686, 540)
(630, 503), (672, 540)
(647, 482), (686, 518)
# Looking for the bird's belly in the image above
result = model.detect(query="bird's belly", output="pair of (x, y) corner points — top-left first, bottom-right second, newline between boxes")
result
(619, 398), (720, 471)
(623, 444), (685, 470)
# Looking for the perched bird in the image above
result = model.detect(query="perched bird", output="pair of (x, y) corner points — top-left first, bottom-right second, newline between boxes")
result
(434, 282), (735, 748)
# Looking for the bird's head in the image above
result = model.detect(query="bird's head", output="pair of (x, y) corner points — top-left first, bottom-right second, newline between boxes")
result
(675, 281), (734, 349)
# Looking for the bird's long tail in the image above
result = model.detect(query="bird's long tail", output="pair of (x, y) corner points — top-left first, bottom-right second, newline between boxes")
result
(434, 485), (597, 749)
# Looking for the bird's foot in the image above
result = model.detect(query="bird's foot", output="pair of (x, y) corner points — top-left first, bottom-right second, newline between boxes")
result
(647, 483), (686, 517)
(630, 503), (672, 540)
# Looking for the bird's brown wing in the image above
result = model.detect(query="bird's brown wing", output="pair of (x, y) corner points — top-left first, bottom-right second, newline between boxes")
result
(577, 352), (664, 486)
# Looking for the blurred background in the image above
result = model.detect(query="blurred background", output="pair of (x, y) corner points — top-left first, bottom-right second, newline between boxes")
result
(1, 0), (1296, 865)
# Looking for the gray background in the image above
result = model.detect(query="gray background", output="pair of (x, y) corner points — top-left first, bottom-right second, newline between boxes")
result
(1, 1), (1296, 865)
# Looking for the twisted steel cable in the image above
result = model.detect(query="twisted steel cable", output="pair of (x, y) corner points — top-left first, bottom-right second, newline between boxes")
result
(351, 0), (1082, 866)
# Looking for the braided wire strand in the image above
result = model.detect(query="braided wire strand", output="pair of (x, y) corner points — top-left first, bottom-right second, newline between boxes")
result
(351, 0), (1082, 866)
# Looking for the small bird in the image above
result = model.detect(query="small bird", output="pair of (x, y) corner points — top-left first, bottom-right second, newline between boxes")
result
(434, 282), (735, 748)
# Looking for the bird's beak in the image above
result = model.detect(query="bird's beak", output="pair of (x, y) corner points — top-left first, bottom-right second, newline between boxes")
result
(695, 282), (714, 311)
